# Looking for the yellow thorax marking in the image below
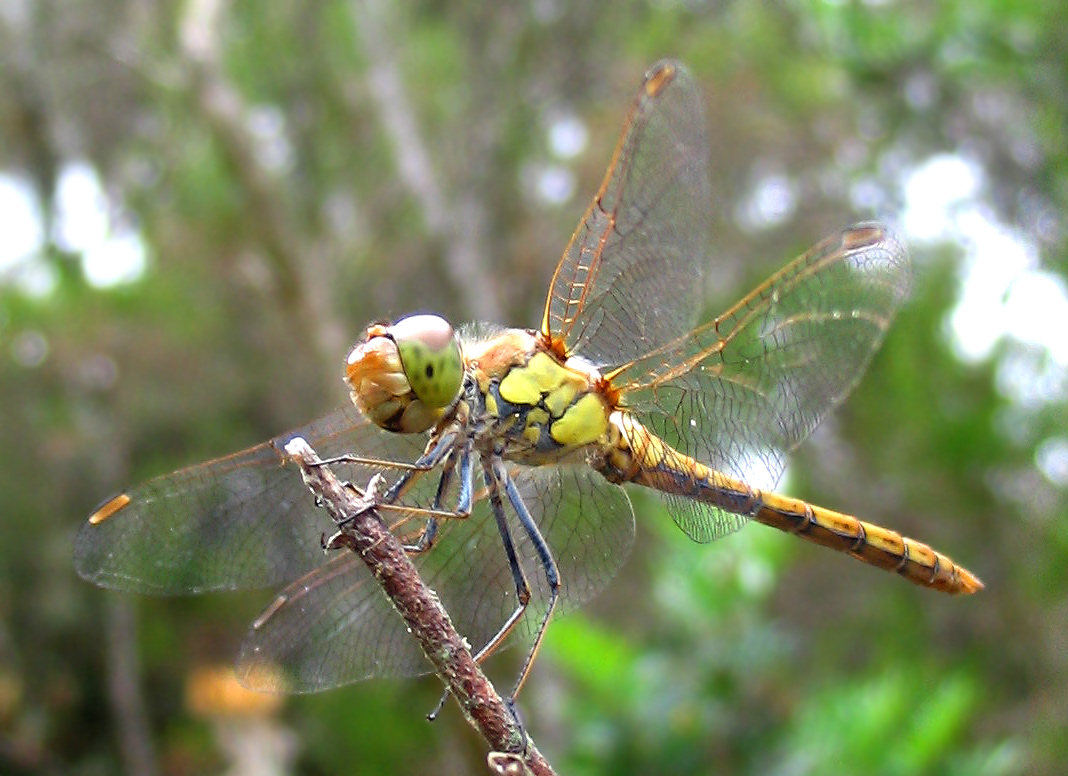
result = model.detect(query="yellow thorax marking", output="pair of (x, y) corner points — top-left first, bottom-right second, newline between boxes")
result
(496, 350), (608, 448)
(498, 351), (583, 409)
(550, 393), (607, 446)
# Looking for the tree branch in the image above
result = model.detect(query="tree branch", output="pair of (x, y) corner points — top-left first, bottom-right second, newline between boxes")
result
(177, 0), (348, 366)
(106, 597), (159, 776)
(282, 437), (556, 776)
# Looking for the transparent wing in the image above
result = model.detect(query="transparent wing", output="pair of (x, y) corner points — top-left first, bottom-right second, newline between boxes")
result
(73, 406), (428, 594)
(541, 59), (711, 368)
(613, 223), (910, 542)
(237, 464), (635, 692)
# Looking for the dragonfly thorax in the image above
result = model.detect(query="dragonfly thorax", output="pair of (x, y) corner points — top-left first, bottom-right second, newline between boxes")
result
(345, 314), (464, 434)
(461, 331), (612, 465)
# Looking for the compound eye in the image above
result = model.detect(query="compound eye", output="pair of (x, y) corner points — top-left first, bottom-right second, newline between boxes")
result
(388, 314), (463, 409)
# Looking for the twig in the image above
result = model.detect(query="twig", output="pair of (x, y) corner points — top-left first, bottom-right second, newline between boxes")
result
(106, 598), (159, 776)
(282, 437), (557, 776)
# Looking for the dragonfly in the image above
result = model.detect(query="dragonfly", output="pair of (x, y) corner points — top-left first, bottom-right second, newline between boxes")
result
(75, 59), (981, 699)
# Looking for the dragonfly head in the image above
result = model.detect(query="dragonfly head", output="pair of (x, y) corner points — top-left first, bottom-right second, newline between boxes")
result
(345, 314), (463, 433)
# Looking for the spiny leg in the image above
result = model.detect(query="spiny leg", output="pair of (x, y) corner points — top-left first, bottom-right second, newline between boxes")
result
(403, 444), (474, 555)
(428, 450), (529, 722)
(323, 431), (475, 555)
(313, 453), (430, 472)
(493, 456), (560, 702)
(436, 455), (561, 707)
(328, 430), (459, 538)
(470, 455), (533, 666)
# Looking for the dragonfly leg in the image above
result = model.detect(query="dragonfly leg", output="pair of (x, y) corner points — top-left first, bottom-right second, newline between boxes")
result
(463, 457), (534, 665)
(400, 449), (454, 554)
(403, 444), (475, 554)
(494, 456), (560, 701)
(332, 431), (459, 538)
(325, 436), (475, 556)
(427, 450), (528, 722)
(381, 431), (458, 502)
(448, 453), (561, 703)
(313, 453), (431, 472)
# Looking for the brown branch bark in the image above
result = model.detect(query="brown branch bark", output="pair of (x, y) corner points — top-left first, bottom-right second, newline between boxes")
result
(283, 437), (556, 776)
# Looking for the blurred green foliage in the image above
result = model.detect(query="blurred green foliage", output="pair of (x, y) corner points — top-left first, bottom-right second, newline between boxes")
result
(1, 1), (1065, 774)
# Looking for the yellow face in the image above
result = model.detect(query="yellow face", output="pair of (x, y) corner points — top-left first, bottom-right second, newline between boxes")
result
(344, 314), (463, 433)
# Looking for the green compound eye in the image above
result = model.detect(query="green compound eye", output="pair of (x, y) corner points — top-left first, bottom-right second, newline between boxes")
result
(388, 314), (463, 409)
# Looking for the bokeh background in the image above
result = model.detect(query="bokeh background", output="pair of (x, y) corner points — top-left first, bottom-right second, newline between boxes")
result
(2, 1), (1066, 774)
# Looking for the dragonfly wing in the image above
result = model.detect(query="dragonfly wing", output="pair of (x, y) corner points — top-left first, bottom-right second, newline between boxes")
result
(237, 462), (635, 691)
(615, 223), (910, 542)
(236, 552), (432, 691)
(658, 493), (749, 546)
(542, 60), (711, 368)
(73, 405), (428, 594)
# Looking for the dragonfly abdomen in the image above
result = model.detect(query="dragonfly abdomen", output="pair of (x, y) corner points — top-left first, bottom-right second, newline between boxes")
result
(751, 492), (982, 594)
(598, 412), (982, 595)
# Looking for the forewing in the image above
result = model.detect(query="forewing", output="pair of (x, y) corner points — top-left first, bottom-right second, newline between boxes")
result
(237, 463), (635, 691)
(73, 405), (428, 594)
(542, 60), (711, 368)
(614, 224), (910, 541)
